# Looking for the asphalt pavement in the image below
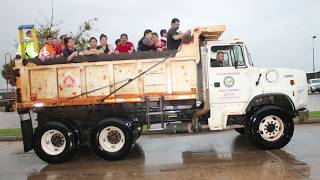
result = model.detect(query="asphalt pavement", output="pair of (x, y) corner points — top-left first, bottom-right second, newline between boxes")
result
(0, 123), (319, 180)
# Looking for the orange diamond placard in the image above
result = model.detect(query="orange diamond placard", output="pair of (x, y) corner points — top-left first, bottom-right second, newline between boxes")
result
(63, 75), (76, 88)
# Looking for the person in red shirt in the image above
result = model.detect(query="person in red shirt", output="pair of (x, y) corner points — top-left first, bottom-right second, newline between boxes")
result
(55, 35), (66, 56)
(114, 33), (134, 55)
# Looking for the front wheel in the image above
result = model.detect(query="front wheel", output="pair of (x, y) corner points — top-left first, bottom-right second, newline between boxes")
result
(246, 105), (294, 150)
(90, 118), (133, 161)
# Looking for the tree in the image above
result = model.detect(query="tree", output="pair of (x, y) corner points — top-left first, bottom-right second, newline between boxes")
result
(36, 0), (61, 49)
(1, 60), (15, 87)
(72, 18), (98, 51)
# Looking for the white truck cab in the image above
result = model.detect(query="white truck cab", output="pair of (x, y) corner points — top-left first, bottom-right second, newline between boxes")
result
(205, 39), (308, 149)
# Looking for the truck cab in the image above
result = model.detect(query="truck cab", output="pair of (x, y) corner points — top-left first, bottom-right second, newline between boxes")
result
(204, 39), (308, 149)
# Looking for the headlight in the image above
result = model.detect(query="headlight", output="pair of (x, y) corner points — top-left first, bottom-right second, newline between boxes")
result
(266, 69), (279, 82)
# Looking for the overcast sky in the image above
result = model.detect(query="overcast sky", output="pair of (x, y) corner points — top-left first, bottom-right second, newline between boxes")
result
(0, 0), (319, 88)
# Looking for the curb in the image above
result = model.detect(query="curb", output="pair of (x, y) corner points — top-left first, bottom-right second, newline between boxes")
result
(0, 136), (22, 141)
(0, 119), (319, 141)
(295, 119), (320, 124)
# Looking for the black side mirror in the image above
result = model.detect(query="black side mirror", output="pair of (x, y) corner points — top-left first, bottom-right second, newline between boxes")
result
(234, 60), (239, 69)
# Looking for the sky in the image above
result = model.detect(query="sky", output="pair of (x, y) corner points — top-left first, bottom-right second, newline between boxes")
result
(0, 0), (319, 88)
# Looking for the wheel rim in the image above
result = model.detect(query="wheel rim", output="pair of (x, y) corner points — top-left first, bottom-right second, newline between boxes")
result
(98, 126), (125, 152)
(258, 115), (284, 141)
(40, 129), (66, 155)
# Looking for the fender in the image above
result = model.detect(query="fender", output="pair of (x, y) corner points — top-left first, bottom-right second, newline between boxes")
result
(246, 93), (296, 117)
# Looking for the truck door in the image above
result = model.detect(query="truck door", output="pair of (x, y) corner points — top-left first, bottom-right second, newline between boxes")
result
(207, 44), (251, 130)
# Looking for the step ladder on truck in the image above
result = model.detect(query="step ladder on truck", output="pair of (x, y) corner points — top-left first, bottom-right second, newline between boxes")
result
(16, 24), (39, 151)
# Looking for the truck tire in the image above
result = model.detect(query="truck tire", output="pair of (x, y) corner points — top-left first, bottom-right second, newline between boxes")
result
(90, 118), (133, 161)
(33, 121), (76, 163)
(235, 128), (246, 135)
(246, 105), (294, 150)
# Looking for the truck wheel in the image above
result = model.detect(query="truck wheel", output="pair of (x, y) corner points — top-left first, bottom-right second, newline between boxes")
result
(33, 121), (76, 163)
(246, 105), (294, 150)
(90, 119), (133, 161)
(235, 128), (246, 135)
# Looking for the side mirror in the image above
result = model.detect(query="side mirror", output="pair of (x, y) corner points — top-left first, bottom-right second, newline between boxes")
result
(234, 60), (239, 69)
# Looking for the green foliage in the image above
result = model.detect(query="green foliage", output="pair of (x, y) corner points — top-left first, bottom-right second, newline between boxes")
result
(0, 128), (21, 137)
(72, 18), (98, 51)
(1, 60), (15, 86)
(309, 111), (320, 119)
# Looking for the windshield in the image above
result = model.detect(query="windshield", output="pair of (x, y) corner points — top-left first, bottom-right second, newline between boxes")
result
(210, 45), (245, 68)
(245, 46), (254, 66)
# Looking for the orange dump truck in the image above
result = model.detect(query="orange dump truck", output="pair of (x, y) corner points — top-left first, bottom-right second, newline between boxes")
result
(15, 25), (309, 163)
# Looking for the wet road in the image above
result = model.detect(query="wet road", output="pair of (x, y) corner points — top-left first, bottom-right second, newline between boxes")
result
(0, 124), (319, 180)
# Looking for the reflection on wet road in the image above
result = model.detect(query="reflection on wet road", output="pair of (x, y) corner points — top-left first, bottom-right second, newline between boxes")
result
(1, 124), (319, 180)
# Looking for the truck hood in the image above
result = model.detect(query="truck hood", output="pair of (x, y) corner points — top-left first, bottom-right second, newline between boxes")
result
(256, 67), (308, 110)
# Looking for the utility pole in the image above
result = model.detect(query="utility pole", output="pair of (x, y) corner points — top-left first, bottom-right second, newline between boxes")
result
(312, 36), (316, 78)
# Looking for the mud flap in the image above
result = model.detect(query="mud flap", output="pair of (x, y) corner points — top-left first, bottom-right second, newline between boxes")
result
(19, 113), (34, 152)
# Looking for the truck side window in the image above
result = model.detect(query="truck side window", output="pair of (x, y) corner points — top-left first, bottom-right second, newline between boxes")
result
(210, 46), (234, 68)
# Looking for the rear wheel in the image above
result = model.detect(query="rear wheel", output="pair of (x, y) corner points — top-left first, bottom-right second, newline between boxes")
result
(33, 121), (76, 163)
(90, 118), (133, 160)
(246, 105), (294, 150)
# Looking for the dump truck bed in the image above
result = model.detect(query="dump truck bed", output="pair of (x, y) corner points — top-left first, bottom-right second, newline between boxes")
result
(16, 55), (198, 109)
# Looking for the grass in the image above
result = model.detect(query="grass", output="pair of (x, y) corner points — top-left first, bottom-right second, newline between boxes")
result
(0, 128), (21, 137)
(309, 111), (320, 119)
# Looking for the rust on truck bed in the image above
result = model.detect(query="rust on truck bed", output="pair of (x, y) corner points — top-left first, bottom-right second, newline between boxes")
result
(15, 25), (225, 109)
